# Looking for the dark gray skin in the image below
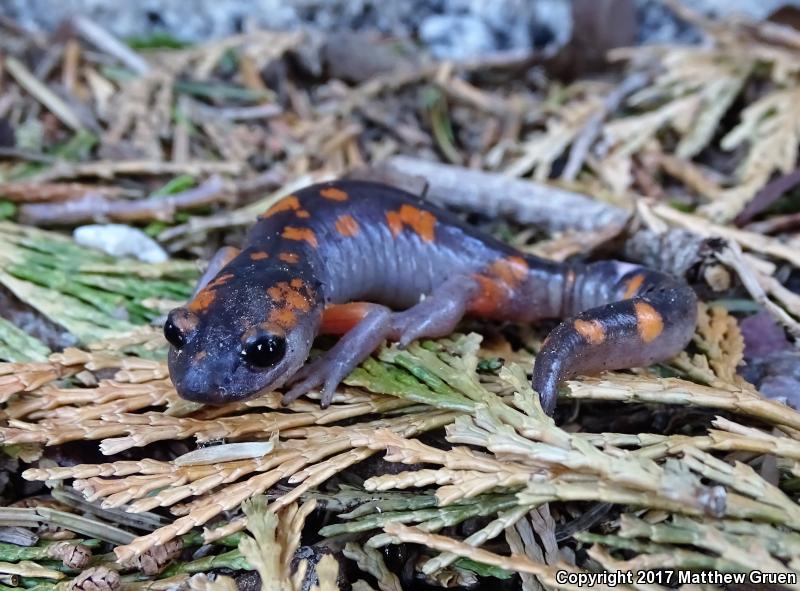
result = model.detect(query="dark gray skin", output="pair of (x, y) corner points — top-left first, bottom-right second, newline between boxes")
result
(165, 180), (698, 413)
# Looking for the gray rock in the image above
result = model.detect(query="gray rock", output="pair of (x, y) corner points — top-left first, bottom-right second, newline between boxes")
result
(636, 0), (800, 44)
(678, 0), (800, 19)
(419, 14), (496, 60)
(3, 0), (800, 61)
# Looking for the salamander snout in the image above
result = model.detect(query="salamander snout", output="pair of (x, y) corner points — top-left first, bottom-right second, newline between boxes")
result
(164, 306), (316, 406)
(174, 364), (241, 405)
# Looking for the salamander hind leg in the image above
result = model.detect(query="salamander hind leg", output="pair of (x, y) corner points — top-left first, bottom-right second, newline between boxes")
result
(283, 275), (480, 407)
(532, 266), (698, 415)
(390, 275), (481, 347)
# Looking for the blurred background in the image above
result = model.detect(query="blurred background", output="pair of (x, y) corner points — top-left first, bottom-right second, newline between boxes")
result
(2, 0), (799, 57)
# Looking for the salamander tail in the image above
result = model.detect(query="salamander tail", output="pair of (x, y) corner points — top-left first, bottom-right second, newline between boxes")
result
(532, 262), (697, 415)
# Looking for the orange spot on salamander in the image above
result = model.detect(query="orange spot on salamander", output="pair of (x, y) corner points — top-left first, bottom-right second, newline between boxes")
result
(574, 319), (605, 345)
(267, 280), (312, 326)
(385, 204), (437, 242)
(188, 289), (216, 313)
(335, 214), (360, 237)
(250, 252), (269, 261)
(285, 290), (311, 312)
(320, 187), (349, 201)
(278, 252), (299, 263)
(206, 273), (234, 290)
(634, 301), (664, 343)
(285, 278), (312, 311)
(282, 226), (318, 248)
(269, 307), (297, 328)
(386, 210), (403, 237)
(190, 272), (233, 311)
(467, 274), (506, 316)
(623, 274), (645, 299)
(296, 210), (310, 218)
(262, 195), (300, 218)
(488, 256), (528, 285)
(466, 256), (529, 316)
(267, 284), (286, 302)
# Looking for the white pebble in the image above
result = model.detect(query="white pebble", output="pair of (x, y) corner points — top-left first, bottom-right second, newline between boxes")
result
(73, 224), (169, 264)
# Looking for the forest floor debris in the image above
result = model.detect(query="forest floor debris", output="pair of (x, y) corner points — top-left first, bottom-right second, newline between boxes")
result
(1, 3), (800, 590)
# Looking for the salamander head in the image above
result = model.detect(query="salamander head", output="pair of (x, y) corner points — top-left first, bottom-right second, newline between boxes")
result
(164, 271), (319, 405)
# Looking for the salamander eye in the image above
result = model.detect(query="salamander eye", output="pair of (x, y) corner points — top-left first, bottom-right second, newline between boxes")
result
(241, 333), (286, 368)
(164, 318), (185, 349)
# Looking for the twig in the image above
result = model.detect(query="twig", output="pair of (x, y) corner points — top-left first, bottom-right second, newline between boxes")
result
(562, 72), (649, 182)
(650, 201), (800, 268)
(422, 505), (531, 575)
(157, 174), (322, 244)
(62, 39), (81, 95)
(26, 160), (243, 183)
(171, 95), (191, 163)
(0, 148), (56, 164)
(716, 244), (800, 339)
(0, 507), (133, 545)
(457, 48), (539, 71)
(0, 182), (124, 203)
(383, 523), (618, 591)
(156, 209), (254, 246)
(4, 57), (84, 132)
(434, 67), (517, 116)
(187, 101), (283, 122)
(18, 176), (232, 225)
(735, 167), (800, 226)
(72, 16), (151, 76)
(51, 487), (165, 531)
(566, 372), (800, 429)
(746, 211), (800, 234)
(380, 156), (629, 232)
(622, 228), (729, 287)
(0, 87), (18, 119)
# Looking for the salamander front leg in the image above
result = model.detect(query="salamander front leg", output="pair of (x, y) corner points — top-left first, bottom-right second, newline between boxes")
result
(283, 303), (393, 408)
(283, 275), (480, 407)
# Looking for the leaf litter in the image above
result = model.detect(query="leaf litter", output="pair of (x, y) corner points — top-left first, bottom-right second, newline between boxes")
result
(0, 2), (800, 590)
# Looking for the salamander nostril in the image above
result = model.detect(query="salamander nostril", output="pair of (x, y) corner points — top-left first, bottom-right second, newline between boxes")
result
(164, 318), (185, 349)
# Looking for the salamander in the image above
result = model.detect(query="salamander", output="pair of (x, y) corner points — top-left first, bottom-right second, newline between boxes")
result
(164, 180), (698, 414)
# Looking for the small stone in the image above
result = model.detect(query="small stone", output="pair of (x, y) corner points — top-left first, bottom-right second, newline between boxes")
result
(73, 224), (168, 264)
(419, 14), (496, 60)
